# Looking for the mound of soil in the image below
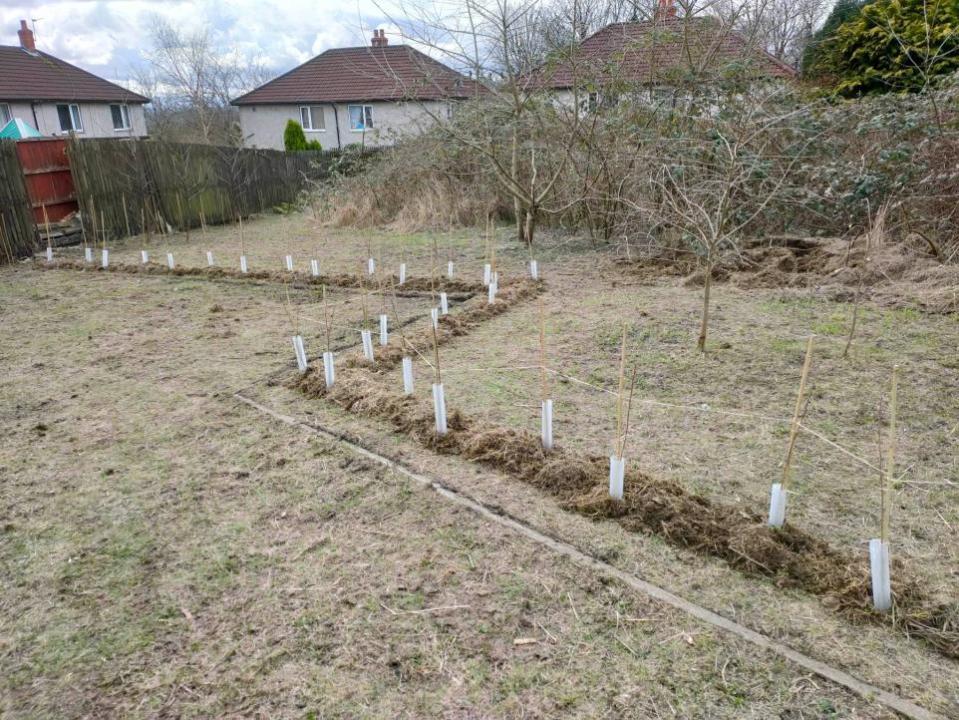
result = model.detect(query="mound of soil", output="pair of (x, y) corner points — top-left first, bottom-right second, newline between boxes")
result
(344, 278), (543, 372)
(291, 365), (959, 660)
(626, 236), (959, 313)
(35, 258), (484, 295)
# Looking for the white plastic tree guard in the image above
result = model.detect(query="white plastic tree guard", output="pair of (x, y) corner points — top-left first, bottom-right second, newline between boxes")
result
(101, 249), (109, 268)
(45, 247), (52, 262)
(869, 539), (892, 611)
(440, 292), (449, 315)
(285, 255), (294, 271)
(240, 256), (248, 273)
(447, 261), (454, 279)
(541, 399), (553, 450)
(291, 335), (308, 373)
(609, 455), (625, 500)
(487, 282), (497, 305)
(483, 263), (491, 286)
(367, 257), (375, 275)
(432, 383), (448, 434)
(402, 357), (414, 395)
(85, 247), (93, 263)
(361, 329), (374, 361)
(399, 263), (406, 285)
(431, 307), (439, 329)
(529, 259), (539, 279)
(167, 253), (175, 269)
(379, 314), (389, 346)
(207, 251), (215, 267)
(310, 259), (319, 276)
(323, 351), (335, 387)
(141, 250), (149, 264)
(767, 483), (788, 528)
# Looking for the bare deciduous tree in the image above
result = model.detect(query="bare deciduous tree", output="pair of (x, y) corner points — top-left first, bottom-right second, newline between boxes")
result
(135, 17), (271, 145)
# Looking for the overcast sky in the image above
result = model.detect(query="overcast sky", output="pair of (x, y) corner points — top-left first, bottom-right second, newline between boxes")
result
(0, 1), (406, 86)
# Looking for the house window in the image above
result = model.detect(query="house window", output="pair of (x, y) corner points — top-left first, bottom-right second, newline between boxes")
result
(0, 103), (11, 125)
(577, 91), (600, 115)
(111, 104), (131, 130)
(348, 105), (373, 131)
(57, 104), (83, 133)
(299, 105), (325, 131)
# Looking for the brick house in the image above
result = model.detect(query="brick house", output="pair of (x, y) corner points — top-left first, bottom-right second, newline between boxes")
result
(232, 30), (485, 150)
(0, 20), (149, 138)
(526, 2), (796, 107)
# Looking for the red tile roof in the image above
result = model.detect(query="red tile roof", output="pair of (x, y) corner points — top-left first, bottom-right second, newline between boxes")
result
(232, 45), (486, 105)
(0, 46), (149, 103)
(526, 17), (796, 90)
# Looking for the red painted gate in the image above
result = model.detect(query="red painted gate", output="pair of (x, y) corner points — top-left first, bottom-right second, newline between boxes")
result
(15, 138), (78, 223)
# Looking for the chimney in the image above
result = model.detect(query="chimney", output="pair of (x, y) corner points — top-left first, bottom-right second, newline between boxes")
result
(656, 0), (677, 19)
(18, 20), (36, 51)
(371, 29), (388, 47)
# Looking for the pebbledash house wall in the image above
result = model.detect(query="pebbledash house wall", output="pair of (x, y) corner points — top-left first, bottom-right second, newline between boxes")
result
(1, 100), (147, 138)
(238, 99), (451, 150)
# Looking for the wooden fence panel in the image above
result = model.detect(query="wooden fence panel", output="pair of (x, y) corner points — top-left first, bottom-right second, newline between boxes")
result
(66, 138), (339, 243)
(0, 140), (36, 263)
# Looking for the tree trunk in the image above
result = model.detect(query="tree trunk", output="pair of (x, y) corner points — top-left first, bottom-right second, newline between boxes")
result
(511, 126), (523, 242)
(697, 258), (712, 353)
(523, 207), (536, 248)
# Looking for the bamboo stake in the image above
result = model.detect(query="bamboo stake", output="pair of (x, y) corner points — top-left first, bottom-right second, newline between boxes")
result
(79, 206), (89, 250)
(881, 365), (899, 543)
(615, 322), (627, 458)
(431, 315), (442, 384)
(142, 206), (151, 244)
(0, 213), (14, 265)
(177, 192), (189, 241)
(42, 204), (52, 253)
(88, 197), (97, 250)
(430, 234), (438, 307)
(100, 210), (106, 250)
(322, 285), (332, 352)
(485, 213), (491, 265)
(122, 194), (131, 239)
(284, 284), (299, 335)
(619, 365), (640, 458)
(781, 335), (814, 490)
(361, 268), (371, 331)
(538, 295), (548, 402)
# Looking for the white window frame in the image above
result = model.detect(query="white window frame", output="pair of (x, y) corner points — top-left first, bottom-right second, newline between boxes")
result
(348, 104), (373, 132)
(110, 104), (131, 131)
(57, 103), (83, 133)
(0, 103), (11, 126)
(298, 105), (325, 132)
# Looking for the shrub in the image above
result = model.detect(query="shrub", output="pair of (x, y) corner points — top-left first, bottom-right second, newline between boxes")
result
(284, 120), (308, 151)
(816, 0), (959, 96)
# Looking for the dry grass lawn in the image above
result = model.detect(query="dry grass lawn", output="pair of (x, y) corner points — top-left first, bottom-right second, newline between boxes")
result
(3, 210), (956, 717)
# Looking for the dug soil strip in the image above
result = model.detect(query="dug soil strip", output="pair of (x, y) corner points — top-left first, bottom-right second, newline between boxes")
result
(235, 391), (944, 720)
(290, 365), (958, 661)
(34, 258), (484, 295)
(345, 278), (543, 371)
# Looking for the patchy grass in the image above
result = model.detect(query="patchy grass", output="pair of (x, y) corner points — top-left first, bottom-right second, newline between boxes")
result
(5, 212), (957, 716)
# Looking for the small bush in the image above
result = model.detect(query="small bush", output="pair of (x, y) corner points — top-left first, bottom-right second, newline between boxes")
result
(284, 120), (308, 152)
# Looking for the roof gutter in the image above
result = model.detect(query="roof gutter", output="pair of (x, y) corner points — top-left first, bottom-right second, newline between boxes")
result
(330, 102), (341, 150)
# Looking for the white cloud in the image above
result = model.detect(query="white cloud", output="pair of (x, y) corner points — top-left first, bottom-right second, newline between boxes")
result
(0, 0), (403, 78)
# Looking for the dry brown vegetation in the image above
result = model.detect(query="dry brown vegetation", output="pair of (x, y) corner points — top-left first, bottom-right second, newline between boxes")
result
(4, 210), (958, 717)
